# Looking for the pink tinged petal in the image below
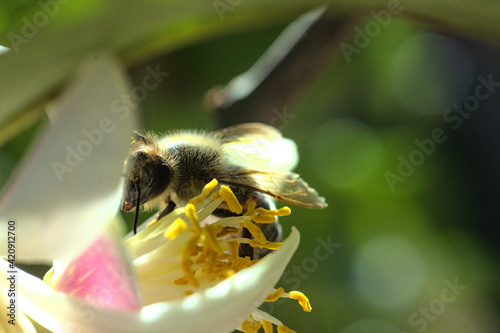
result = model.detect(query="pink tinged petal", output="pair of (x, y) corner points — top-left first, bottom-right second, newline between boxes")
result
(1, 228), (300, 333)
(50, 232), (141, 311)
(0, 54), (139, 263)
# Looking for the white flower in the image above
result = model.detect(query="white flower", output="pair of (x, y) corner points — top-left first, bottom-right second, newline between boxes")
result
(0, 54), (310, 333)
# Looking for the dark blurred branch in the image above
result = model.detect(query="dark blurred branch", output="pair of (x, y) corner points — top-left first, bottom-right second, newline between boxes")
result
(205, 7), (360, 128)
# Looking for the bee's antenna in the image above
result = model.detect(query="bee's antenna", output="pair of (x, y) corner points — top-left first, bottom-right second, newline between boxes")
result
(133, 183), (141, 235)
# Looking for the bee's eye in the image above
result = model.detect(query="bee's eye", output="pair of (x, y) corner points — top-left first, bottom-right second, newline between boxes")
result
(146, 157), (173, 199)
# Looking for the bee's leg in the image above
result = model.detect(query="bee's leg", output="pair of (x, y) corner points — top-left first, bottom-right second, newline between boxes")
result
(151, 201), (176, 225)
(238, 228), (254, 259)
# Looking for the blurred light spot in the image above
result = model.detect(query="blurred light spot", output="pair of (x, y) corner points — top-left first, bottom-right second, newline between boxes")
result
(312, 118), (382, 189)
(141, 303), (165, 322)
(207, 279), (230, 298)
(390, 32), (475, 116)
(340, 319), (401, 333)
(234, 271), (252, 285)
(354, 235), (427, 310)
(182, 292), (201, 310)
(0, 45), (10, 54)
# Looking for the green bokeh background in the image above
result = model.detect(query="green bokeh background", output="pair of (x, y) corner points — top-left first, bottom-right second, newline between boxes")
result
(1, 2), (499, 332)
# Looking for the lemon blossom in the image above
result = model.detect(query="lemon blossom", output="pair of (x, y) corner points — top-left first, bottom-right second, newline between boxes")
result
(41, 179), (308, 332)
(0, 54), (312, 332)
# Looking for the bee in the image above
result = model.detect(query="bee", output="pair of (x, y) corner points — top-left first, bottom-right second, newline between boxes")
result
(122, 123), (327, 259)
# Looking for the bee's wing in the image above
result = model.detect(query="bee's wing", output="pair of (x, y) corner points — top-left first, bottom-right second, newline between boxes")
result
(214, 170), (327, 209)
(214, 123), (298, 172)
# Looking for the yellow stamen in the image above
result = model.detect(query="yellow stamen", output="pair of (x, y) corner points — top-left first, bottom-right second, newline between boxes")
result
(185, 203), (202, 234)
(256, 206), (291, 217)
(183, 234), (201, 257)
(249, 240), (283, 250)
(241, 320), (253, 330)
(265, 287), (285, 302)
(253, 215), (277, 224)
(242, 320), (262, 333)
(289, 291), (312, 312)
(181, 259), (200, 288)
(242, 221), (267, 244)
(211, 192), (221, 199)
(235, 256), (253, 271)
(189, 179), (218, 205)
(181, 234), (201, 287)
(217, 226), (239, 237)
(244, 201), (257, 216)
(277, 325), (296, 333)
(263, 320), (274, 333)
(202, 244), (218, 274)
(219, 185), (243, 214)
(164, 218), (187, 239)
(227, 240), (239, 263)
(203, 224), (223, 255)
(181, 258), (198, 288)
(173, 277), (189, 285)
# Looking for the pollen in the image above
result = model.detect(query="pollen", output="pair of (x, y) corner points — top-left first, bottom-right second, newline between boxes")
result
(242, 220), (267, 244)
(262, 320), (273, 333)
(203, 224), (223, 255)
(219, 185), (243, 214)
(277, 325), (297, 333)
(265, 287), (285, 302)
(256, 206), (291, 217)
(244, 201), (257, 216)
(189, 178), (219, 205)
(253, 215), (277, 224)
(248, 240), (283, 250)
(184, 203), (202, 234)
(164, 218), (187, 239)
(241, 320), (262, 333)
(173, 277), (189, 285)
(288, 291), (312, 312)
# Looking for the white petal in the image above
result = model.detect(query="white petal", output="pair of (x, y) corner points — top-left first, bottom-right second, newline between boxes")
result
(0, 54), (138, 263)
(1, 228), (300, 333)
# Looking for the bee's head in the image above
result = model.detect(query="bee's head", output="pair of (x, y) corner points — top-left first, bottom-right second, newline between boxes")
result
(122, 133), (173, 212)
